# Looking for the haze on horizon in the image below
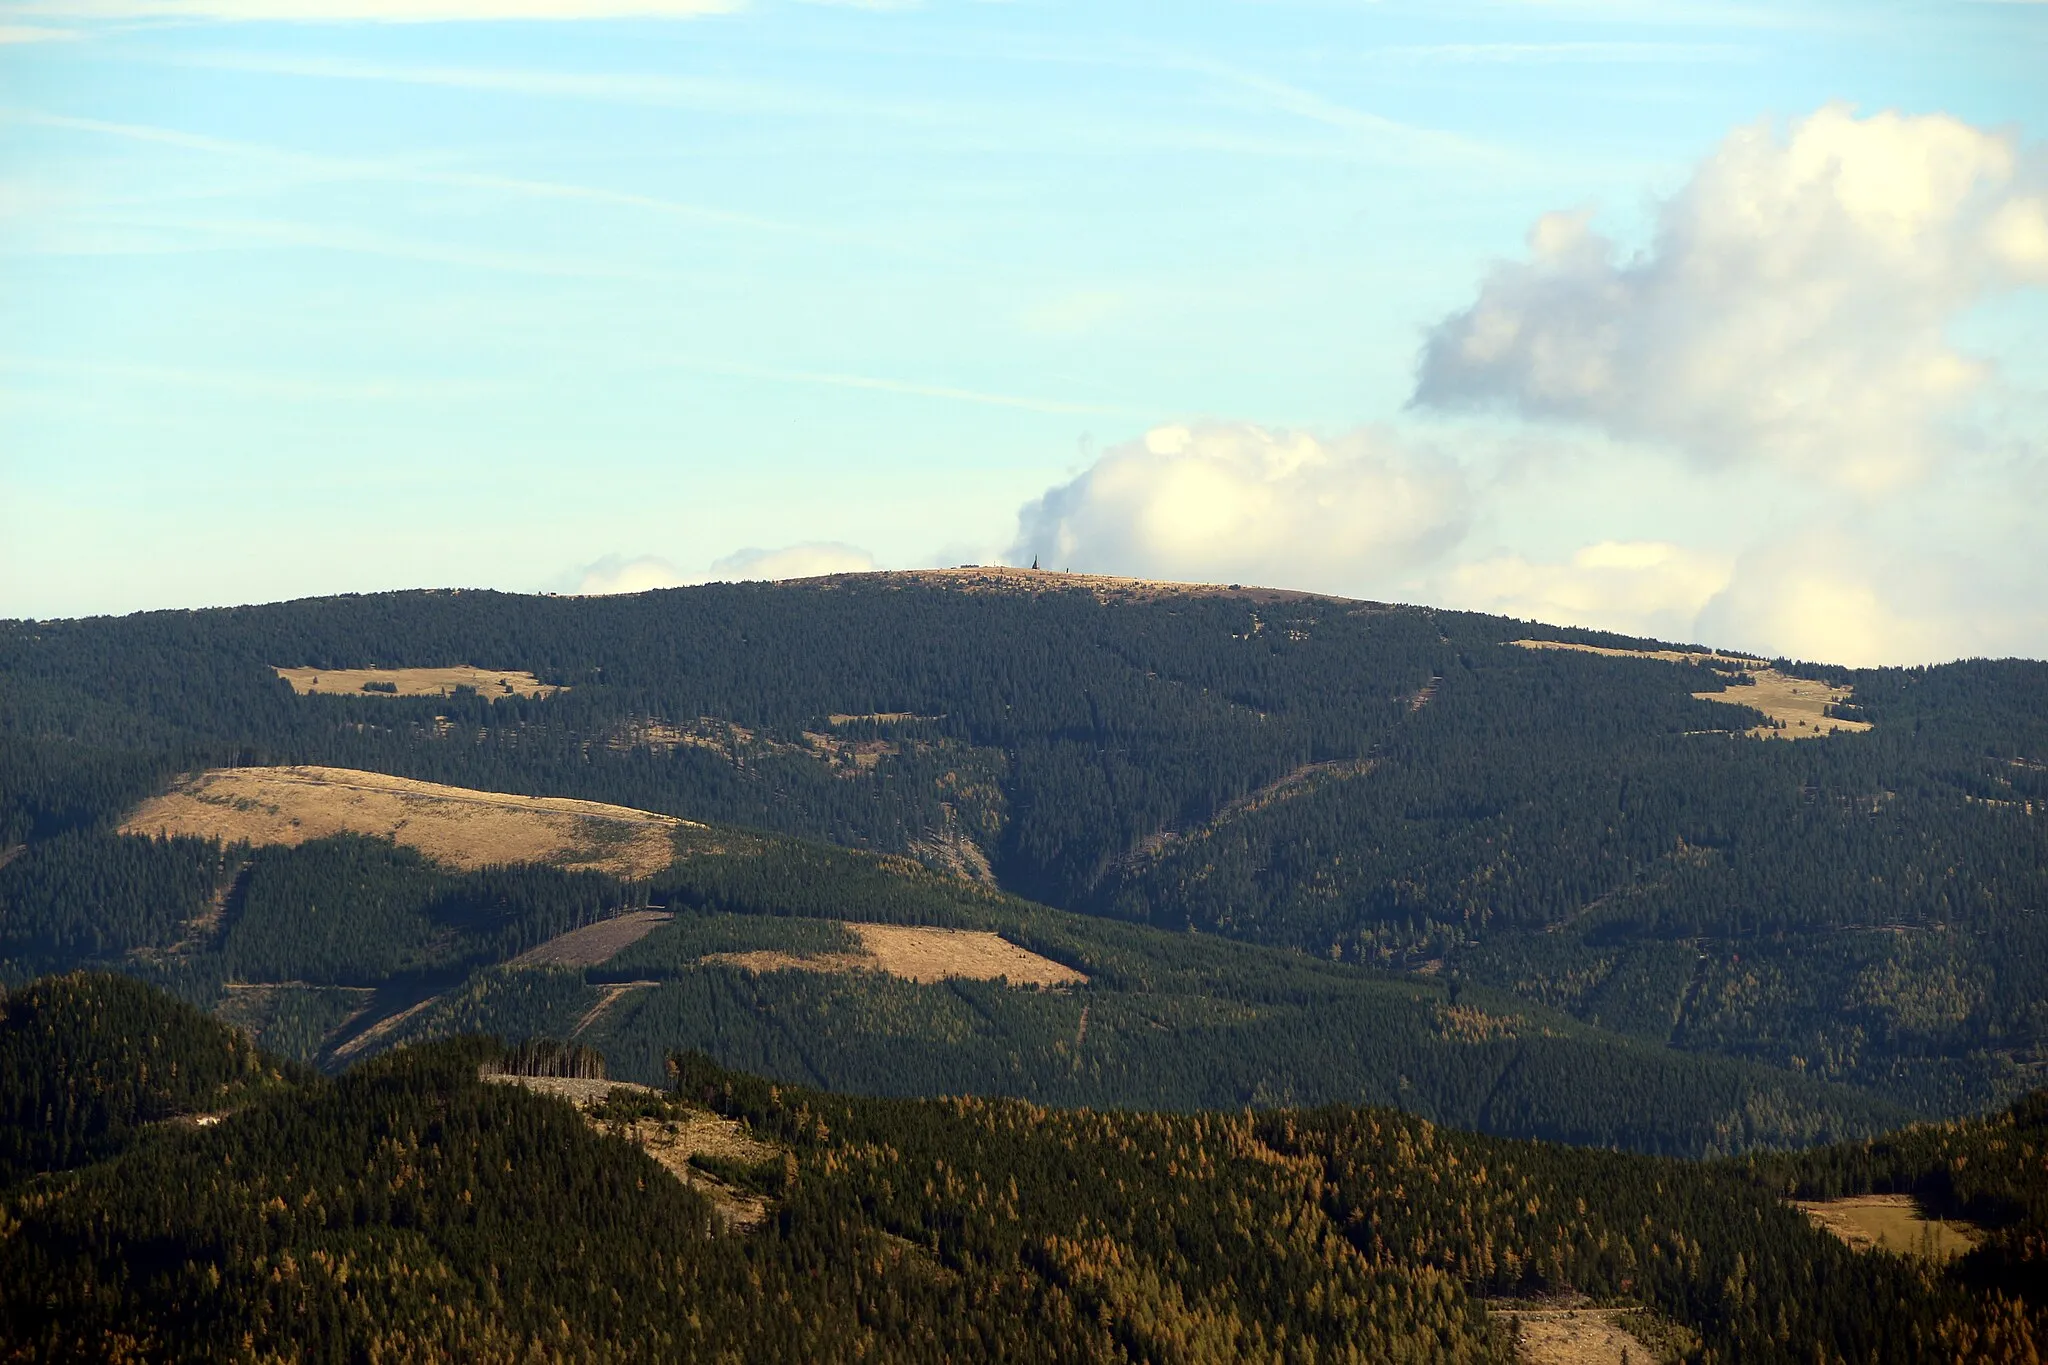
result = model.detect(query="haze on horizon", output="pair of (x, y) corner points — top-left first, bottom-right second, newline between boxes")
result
(1, 0), (2044, 667)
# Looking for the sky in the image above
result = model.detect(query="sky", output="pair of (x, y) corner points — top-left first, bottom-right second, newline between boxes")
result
(1, 0), (2044, 665)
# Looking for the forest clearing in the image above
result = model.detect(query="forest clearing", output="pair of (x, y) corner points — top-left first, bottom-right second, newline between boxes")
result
(1492, 1306), (1684, 1365)
(512, 911), (676, 966)
(1511, 640), (1870, 738)
(1794, 1193), (1983, 1260)
(273, 665), (559, 698)
(120, 766), (685, 878)
(485, 1074), (780, 1229)
(704, 921), (1087, 987)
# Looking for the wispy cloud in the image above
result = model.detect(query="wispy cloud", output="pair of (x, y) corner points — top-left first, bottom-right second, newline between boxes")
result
(1366, 40), (1752, 64)
(2, 0), (736, 22)
(0, 351), (499, 401)
(167, 49), (930, 117)
(1170, 55), (1504, 167)
(0, 21), (77, 38)
(70, 211), (684, 278)
(689, 360), (1144, 417)
(7, 109), (807, 235)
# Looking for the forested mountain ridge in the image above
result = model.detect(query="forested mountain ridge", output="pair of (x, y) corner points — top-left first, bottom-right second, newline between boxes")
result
(3, 973), (2044, 1363)
(0, 810), (1913, 1156)
(2, 570), (2043, 1123)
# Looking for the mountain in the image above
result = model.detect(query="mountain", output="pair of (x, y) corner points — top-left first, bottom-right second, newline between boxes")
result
(2, 972), (2043, 1362)
(2, 569), (2043, 1134)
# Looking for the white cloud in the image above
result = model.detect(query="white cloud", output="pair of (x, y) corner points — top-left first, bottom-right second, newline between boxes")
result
(1694, 528), (2048, 667)
(569, 554), (690, 595)
(4, 0), (734, 20)
(704, 542), (877, 581)
(1440, 540), (1732, 643)
(1011, 422), (1467, 592)
(0, 21), (76, 37)
(567, 542), (880, 595)
(1415, 104), (2048, 490)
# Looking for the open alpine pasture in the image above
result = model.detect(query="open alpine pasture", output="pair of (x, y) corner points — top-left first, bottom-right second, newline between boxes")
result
(121, 765), (687, 879)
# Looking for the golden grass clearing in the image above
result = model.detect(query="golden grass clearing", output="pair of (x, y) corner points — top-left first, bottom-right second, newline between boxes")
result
(121, 766), (687, 879)
(705, 921), (1087, 988)
(1794, 1194), (1982, 1261)
(1511, 640), (1871, 740)
(273, 665), (559, 699)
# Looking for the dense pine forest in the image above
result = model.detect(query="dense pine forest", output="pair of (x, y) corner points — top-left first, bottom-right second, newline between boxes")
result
(2, 973), (2044, 1362)
(3, 572), (2044, 1129)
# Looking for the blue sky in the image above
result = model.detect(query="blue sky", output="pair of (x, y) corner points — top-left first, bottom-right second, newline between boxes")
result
(2, 0), (2044, 664)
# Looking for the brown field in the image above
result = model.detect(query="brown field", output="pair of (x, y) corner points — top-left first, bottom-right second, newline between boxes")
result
(1512, 640), (1871, 740)
(511, 911), (675, 967)
(705, 922), (1087, 988)
(120, 766), (687, 879)
(273, 665), (559, 699)
(1794, 1194), (1983, 1261)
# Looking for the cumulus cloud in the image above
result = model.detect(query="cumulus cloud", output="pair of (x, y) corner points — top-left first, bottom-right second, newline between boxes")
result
(1415, 104), (2048, 490)
(569, 554), (691, 595)
(5, 0), (733, 20)
(567, 542), (877, 595)
(1010, 422), (1467, 593)
(1440, 540), (1733, 644)
(703, 542), (877, 581)
(1694, 528), (2048, 668)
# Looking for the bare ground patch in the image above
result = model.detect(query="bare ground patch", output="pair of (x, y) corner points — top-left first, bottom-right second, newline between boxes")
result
(484, 1076), (779, 1231)
(330, 995), (441, 1062)
(511, 911), (675, 968)
(1492, 1306), (1686, 1365)
(573, 981), (660, 1036)
(1123, 758), (1374, 871)
(1794, 1194), (1983, 1261)
(121, 766), (688, 879)
(274, 665), (559, 700)
(1511, 639), (1870, 740)
(703, 922), (1086, 987)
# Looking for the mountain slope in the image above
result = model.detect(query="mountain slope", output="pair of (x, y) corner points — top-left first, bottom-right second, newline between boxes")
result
(2, 572), (2042, 1120)
(3, 974), (2043, 1363)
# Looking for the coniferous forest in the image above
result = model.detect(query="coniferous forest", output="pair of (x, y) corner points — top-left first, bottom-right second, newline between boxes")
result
(1, 572), (2045, 1357)
(2, 972), (2044, 1361)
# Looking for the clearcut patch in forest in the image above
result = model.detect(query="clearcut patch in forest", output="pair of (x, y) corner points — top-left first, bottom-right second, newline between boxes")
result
(1793, 1194), (1983, 1261)
(272, 665), (560, 699)
(121, 766), (687, 879)
(1491, 1305), (1692, 1365)
(485, 1075), (781, 1230)
(511, 911), (676, 967)
(1512, 640), (1871, 739)
(705, 922), (1087, 987)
